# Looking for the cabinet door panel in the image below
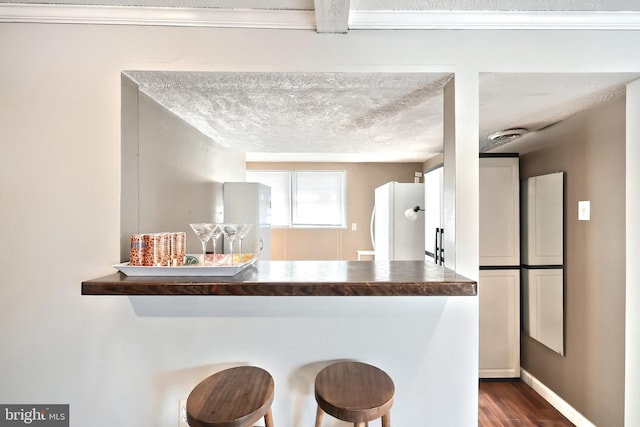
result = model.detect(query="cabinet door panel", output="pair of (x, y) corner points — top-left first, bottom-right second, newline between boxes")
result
(522, 268), (564, 355)
(479, 269), (520, 378)
(522, 173), (564, 265)
(479, 158), (520, 266)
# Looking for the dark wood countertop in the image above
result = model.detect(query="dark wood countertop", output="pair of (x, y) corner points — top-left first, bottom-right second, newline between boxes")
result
(81, 260), (477, 296)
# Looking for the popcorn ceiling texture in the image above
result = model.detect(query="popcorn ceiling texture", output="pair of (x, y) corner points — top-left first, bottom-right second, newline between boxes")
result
(478, 73), (640, 152)
(125, 70), (640, 160)
(126, 71), (452, 159)
(9, 1), (640, 160)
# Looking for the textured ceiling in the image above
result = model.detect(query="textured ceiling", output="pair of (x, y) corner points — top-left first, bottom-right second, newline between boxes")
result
(126, 71), (640, 162)
(126, 71), (452, 162)
(479, 73), (640, 153)
(6, 1), (640, 161)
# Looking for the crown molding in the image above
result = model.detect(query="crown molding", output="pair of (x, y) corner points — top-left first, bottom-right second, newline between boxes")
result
(2, 4), (640, 30)
(349, 10), (640, 30)
(0, 3), (316, 28)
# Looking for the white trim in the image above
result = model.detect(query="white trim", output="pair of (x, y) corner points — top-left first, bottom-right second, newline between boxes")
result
(0, 3), (316, 28)
(479, 368), (520, 378)
(625, 79), (640, 427)
(520, 368), (597, 427)
(2, 4), (640, 30)
(349, 10), (640, 30)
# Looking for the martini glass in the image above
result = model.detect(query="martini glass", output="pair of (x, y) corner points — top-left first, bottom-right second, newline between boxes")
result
(236, 224), (253, 263)
(189, 223), (215, 265)
(221, 223), (240, 265)
(210, 224), (223, 265)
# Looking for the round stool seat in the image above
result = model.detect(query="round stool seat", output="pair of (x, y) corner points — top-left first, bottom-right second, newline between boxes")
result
(314, 361), (394, 426)
(186, 366), (274, 427)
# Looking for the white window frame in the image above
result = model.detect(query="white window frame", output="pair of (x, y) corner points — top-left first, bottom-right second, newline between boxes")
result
(247, 169), (346, 229)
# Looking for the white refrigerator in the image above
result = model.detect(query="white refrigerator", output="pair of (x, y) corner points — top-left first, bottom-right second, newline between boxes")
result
(223, 182), (272, 260)
(374, 182), (425, 260)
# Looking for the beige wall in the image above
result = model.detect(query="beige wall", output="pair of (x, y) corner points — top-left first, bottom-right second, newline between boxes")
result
(519, 95), (626, 426)
(423, 153), (444, 172)
(248, 161), (423, 260)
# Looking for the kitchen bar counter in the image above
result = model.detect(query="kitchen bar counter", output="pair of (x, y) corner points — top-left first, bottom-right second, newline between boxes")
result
(81, 260), (476, 296)
(81, 260), (480, 425)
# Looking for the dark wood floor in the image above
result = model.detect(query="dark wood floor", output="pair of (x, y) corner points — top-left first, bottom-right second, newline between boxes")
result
(479, 381), (574, 426)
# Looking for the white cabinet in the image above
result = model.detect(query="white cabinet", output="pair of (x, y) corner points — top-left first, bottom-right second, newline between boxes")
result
(521, 172), (564, 355)
(479, 157), (520, 266)
(479, 156), (520, 378)
(479, 269), (521, 378)
(522, 268), (564, 355)
(521, 172), (564, 266)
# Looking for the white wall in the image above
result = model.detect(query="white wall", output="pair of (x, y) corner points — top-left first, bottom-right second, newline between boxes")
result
(2, 22), (640, 426)
(121, 78), (246, 257)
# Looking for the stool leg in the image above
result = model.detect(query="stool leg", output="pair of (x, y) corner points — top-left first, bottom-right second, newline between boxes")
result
(381, 413), (391, 427)
(315, 406), (324, 427)
(263, 408), (274, 427)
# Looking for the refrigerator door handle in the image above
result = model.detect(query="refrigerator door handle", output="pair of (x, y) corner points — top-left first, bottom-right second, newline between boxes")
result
(439, 228), (444, 265)
(434, 228), (440, 264)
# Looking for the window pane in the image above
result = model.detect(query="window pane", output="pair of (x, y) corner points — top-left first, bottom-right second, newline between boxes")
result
(246, 171), (290, 227)
(292, 171), (345, 227)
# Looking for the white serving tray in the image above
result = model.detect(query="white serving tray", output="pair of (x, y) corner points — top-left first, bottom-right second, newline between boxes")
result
(113, 254), (257, 277)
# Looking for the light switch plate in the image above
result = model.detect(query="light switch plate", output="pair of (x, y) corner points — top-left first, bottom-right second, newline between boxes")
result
(578, 200), (590, 221)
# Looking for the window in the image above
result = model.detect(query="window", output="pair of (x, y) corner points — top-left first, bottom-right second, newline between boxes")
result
(247, 170), (346, 228)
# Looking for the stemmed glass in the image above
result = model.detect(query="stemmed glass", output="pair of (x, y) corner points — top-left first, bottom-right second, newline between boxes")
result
(236, 224), (253, 263)
(210, 224), (223, 265)
(221, 224), (240, 265)
(189, 223), (215, 265)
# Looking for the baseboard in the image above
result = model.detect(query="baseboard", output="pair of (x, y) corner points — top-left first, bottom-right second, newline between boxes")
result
(520, 368), (596, 427)
(480, 367), (520, 379)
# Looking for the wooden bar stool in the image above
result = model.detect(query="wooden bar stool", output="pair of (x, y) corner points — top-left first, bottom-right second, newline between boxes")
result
(314, 361), (394, 427)
(186, 366), (275, 427)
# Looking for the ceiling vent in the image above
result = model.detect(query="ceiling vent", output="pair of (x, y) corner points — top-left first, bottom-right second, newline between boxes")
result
(488, 128), (529, 144)
(487, 128), (529, 142)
